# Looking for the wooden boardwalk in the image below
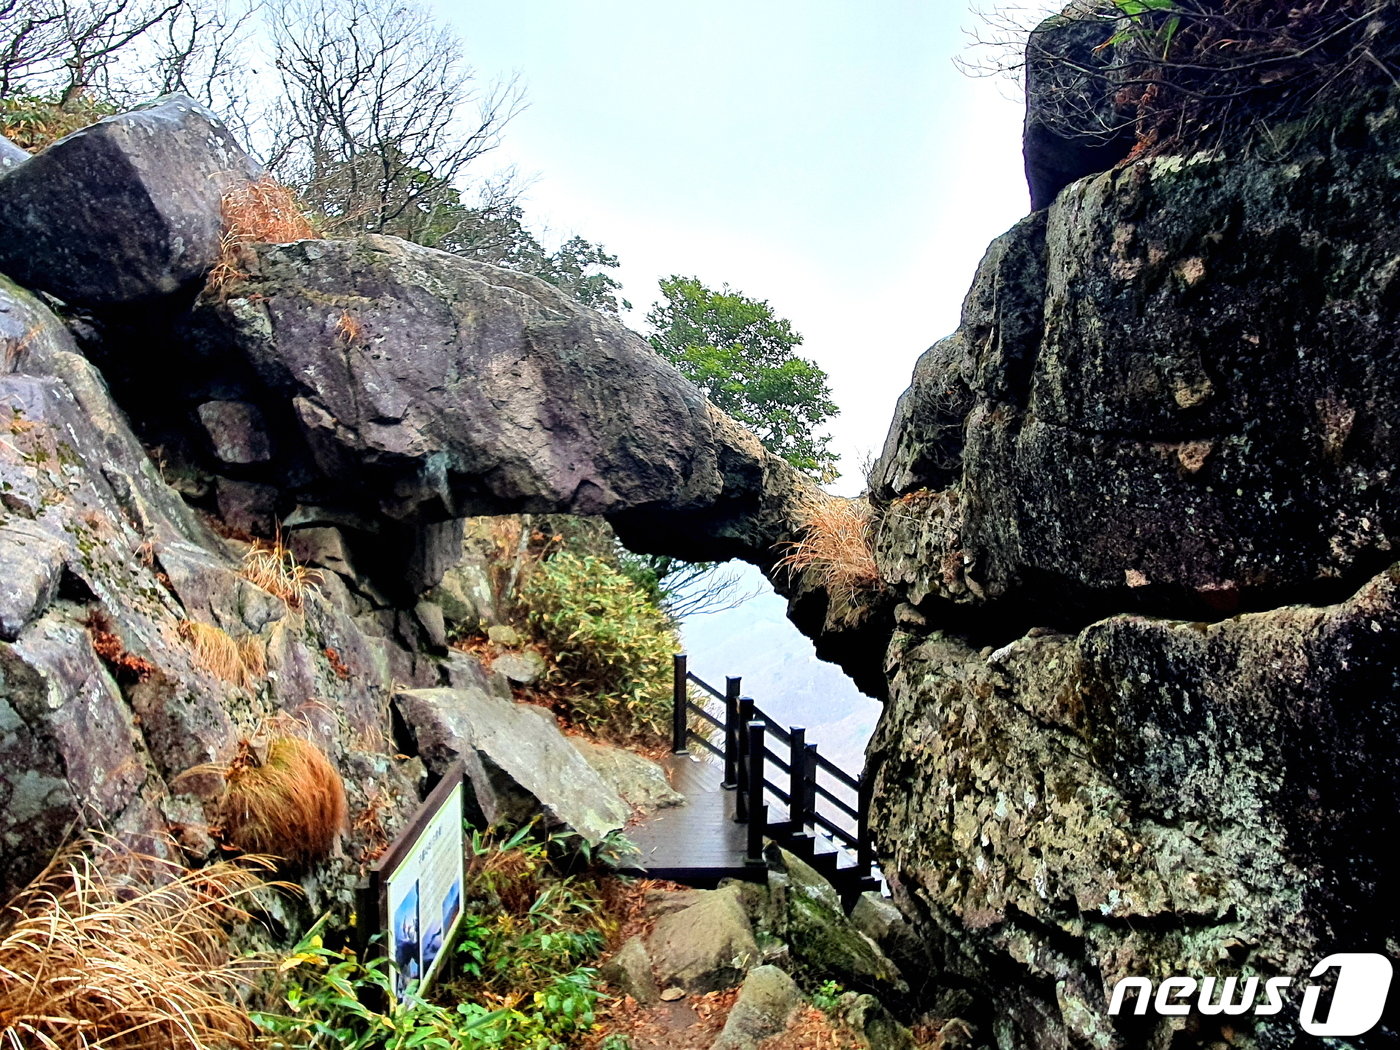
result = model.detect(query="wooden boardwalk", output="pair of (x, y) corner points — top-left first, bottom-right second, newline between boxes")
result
(618, 753), (764, 884)
(616, 656), (880, 905)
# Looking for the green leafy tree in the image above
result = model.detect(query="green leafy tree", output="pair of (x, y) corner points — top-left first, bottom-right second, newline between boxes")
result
(646, 275), (838, 479)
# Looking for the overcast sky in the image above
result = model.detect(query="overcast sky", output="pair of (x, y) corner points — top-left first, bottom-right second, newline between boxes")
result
(429, 1), (1058, 492)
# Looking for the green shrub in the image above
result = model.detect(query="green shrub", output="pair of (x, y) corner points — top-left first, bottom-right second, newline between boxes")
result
(521, 552), (678, 742)
(0, 95), (115, 151)
(257, 827), (619, 1049)
(254, 933), (600, 1050)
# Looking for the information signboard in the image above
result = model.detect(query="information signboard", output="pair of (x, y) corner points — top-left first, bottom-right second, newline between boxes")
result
(365, 761), (465, 999)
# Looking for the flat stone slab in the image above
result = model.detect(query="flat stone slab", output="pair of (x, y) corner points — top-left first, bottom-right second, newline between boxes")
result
(393, 686), (631, 844)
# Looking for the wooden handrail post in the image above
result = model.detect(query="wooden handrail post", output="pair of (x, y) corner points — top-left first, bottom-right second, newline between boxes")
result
(788, 727), (809, 844)
(734, 697), (754, 822)
(858, 770), (875, 872)
(722, 677), (741, 789)
(805, 743), (819, 830)
(746, 720), (767, 865)
(672, 654), (688, 755)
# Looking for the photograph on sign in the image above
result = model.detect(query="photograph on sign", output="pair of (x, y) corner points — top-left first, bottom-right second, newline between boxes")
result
(379, 776), (465, 999)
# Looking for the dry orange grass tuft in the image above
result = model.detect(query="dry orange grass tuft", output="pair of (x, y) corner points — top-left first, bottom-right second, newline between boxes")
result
(206, 176), (318, 293)
(220, 737), (347, 870)
(84, 610), (158, 684)
(0, 836), (279, 1050)
(177, 620), (263, 690)
(239, 537), (322, 611)
(333, 310), (363, 346)
(775, 495), (881, 609)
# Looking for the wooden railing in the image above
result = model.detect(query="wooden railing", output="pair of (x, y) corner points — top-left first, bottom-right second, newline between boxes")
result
(671, 653), (880, 901)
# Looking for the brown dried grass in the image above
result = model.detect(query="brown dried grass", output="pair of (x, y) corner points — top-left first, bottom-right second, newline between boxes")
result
(83, 610), (158, 684)
(206, 177), (318, 293)
(239, 537), (322, 612)
(221, 737), (347, 871)
(177, 620), (263, 691)
(0, 837), (280, 1050)
(333, 310), (363, 346)
(775, 495), (881, 608)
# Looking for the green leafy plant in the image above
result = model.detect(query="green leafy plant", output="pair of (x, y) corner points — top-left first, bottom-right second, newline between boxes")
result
(810, 979), (845, 1015)
(521, 551), (679, 742)
(253, 933), (514, 1050)
(259, 826), (620, 1049)
(1104, 0), (1181, 59)
(0, 94), (116, 151)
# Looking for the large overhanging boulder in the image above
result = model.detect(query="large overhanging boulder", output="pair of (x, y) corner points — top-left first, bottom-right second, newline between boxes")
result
(0, 95), (259, 306)
(1022, 4), (1136, 211)
(177, 236), (811, 575)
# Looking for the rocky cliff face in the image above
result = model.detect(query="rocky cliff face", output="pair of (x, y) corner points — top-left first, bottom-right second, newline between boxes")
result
(0, 98), (814, 913)
(8, 71), (1400, 1050)
(860, 79), (1400, 1049)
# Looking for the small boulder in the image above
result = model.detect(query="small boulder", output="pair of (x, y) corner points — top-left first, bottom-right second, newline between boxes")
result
(600, 935), (660, 1006)
(648, 883), (760, 993)
(492, 648), (545, 685)
(841, 994), (917, 1050)
(764, 848), (906, 995)
(574, 737), (684, 813)
(413, 601), (448, 650)
(0, 133), (27, 172)
(196, 400), (272, 465)
(0, 95), (259, 305)
(710, 965), (802, 1050)
(428, 555), (497, 628)
(487, 624), (523, 647)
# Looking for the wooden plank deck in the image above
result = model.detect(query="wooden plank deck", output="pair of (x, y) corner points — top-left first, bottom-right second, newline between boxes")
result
(618, 753), (765, 884)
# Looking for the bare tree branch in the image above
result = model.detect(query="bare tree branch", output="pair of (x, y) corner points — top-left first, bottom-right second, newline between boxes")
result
(266, 0), (525, 237)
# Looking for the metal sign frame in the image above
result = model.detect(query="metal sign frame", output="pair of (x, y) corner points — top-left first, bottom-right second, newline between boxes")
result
(361, 760), (466, 1000)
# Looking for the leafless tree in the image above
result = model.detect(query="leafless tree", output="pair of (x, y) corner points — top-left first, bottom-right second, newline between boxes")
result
(265, 0), (525, 237)
(127, 0), (257, 118)
(0, 0), (182, 104)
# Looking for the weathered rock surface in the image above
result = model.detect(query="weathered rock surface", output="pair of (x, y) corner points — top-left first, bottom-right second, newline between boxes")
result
(709, 965), (802, 1050)
(573, 737), (684, 813)
(877, 95), (1400, 623)
(1022, 5), (1135, 211)
(601, 934), (661, 1006)
(0, 96), (258, 305)
(874, 566), (1400, 1048)
(167, 236), (811, 581)
(392, 686), (631, 844)
(491, 647), (545, 685)
(0, 133), (26, 172)
(647, 883), (761, 993)
(0, 276), (427, 901)
(762, 848), (906, 997)
(861, 83), (1400, 1050)
(839, 993), (918, 1050)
